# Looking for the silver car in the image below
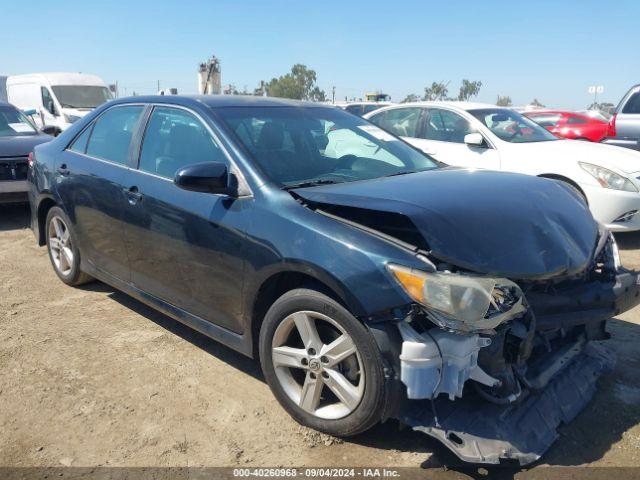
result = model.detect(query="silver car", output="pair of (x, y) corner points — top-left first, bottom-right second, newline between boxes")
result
(602, 84), (640, 151)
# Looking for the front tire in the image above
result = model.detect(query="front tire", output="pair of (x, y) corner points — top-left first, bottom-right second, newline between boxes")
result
(259, 288), (387, 437)
(45, 206), (93, 286)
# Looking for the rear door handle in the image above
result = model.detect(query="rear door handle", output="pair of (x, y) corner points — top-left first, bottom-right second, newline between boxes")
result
(57, 164), (69, 176)
(124, 185), (143, 205)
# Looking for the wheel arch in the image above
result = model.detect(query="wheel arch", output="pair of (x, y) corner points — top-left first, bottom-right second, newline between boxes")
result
(537, 173), (588, 205)
(246, 263), (367, 358)
(36, 195), (58, 246)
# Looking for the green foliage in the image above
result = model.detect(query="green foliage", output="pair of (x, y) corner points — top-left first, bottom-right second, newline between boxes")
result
(422, 81), (449, 101)
(530, 98), (545, 107)
(457, 79), (482, 101)
(496, 95), (512, 107)
(588, 101), (615, 113)
(402, 93), (420, 103)
(266, 64), (326, 101)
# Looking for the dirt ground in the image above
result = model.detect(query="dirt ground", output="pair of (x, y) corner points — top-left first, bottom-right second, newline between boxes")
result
(1, 203), (640, 475)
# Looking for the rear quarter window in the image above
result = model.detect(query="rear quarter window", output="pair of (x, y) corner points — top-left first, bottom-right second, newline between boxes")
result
(68, 125), (93, 153)
(85, 106), (143, 165)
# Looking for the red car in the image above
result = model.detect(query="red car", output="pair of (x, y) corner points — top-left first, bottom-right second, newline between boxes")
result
(524, 110), (608, 142)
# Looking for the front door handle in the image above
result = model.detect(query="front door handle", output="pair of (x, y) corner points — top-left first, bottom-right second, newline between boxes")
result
(124, 185), (143, 205)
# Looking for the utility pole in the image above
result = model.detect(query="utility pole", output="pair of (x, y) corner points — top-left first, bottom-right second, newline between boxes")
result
(332, 86), (336, 104)
(157, 80), (160, 93)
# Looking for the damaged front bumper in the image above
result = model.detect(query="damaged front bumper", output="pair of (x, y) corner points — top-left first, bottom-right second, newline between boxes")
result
(391, 269), (640, 466)
(402, 340), (614, 466)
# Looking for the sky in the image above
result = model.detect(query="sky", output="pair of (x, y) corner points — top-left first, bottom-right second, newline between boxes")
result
(2, 0), (639, 109)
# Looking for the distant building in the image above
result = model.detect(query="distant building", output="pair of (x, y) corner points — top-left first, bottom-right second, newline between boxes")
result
(365, 92), (391, 102)
(198, 55), (221, 95)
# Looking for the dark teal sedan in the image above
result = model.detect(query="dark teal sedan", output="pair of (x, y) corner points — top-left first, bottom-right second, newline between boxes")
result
(27, 95), (640, 466)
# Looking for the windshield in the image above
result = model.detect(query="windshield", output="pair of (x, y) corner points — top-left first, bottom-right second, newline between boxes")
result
(216, 106), (439, 187)
(469, 108), (559, 143)
(0, 106), (37, 137)
(51, 85), (112, 109)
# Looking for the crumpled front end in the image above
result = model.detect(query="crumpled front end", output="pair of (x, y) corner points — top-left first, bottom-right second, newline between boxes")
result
(390, 233), (640, 465)
(292, 171), (640, 465)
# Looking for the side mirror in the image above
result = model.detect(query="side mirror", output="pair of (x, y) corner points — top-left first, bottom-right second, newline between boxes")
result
(174, 162), (236, 196)
(464, 132), (485, 147)
(46, 100), (57, 116)
(23, 109), (37, 116)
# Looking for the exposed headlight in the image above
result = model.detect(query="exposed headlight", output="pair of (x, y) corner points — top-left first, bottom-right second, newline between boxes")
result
(579, 162), (637, 192)
(387, 264), (526, 332)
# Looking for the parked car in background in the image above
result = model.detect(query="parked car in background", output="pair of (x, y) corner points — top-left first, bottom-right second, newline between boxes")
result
(6, 72), (112, 135)
(602, 84), (640, 151)
(29, 95), (640, 466)
(524, 110), (609, 142)
(0, 102), (51, 203)
(365, 102), (640, 231)
(578, 109), (612, 122)
(335, 101), (392, 117)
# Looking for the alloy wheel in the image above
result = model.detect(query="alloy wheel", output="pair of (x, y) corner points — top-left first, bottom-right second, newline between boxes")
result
(48, 215), (74, 276)
(271, 310), (365, 420)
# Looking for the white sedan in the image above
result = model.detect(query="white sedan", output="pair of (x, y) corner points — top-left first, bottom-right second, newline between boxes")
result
(364, 102), (640, 232)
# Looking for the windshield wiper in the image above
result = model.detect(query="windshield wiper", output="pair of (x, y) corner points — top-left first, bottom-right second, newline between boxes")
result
(59, 103), (89, 109)
(282, 179), (342, 190)
(385, 170), (417, 177)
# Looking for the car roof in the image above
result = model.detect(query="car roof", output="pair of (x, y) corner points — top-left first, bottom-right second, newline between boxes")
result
(374, 101), (504, 112)
(110, 95), (328, 109)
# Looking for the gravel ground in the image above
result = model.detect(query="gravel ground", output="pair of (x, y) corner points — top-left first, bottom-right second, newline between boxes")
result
(1, 203), (639, 475)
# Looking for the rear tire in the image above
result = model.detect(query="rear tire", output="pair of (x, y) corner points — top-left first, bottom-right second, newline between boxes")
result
(45, 206), (93, 286)
(259, 288), (387, 437)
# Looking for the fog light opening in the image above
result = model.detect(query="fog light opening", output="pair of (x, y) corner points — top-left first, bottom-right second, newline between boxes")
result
(613, 210), (638, 223)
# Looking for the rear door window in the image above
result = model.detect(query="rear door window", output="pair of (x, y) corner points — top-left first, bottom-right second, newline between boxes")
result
(138, 106), (226, 179)
(86, 106), (144, 165)
(528, 114), (562, 127)
(344, 105), (364, 116)
(567, 116), (587, 125)
(368, 108), (422, 138)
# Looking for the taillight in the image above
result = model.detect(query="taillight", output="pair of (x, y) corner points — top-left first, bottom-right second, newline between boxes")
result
(607, 114), (617, 138)
(27, 152), (34, 168)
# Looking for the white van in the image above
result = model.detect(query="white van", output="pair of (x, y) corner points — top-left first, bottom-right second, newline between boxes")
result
(6, 72), (112, 133)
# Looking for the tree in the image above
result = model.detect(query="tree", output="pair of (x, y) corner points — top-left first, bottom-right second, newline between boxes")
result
(422, 81), (449, 101)
(223, 84), (238, 95)
(253, 80), (267, 97)
(266, 64), (326, 101)
(587, 101), (614, 113)
(457, 79), (482, 101)
(496, 95), (512, 107)
(530, 98), (545, 108)
(402, 93), (420, 103)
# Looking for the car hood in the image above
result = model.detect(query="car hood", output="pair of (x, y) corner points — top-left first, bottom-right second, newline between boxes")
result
(0, 134), (52, 157)
(293, 168), (599, 280)
(509, 139), (640, 174)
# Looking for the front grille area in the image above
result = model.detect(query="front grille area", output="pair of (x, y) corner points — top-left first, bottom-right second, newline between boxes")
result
(0, 157), (28, 181)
